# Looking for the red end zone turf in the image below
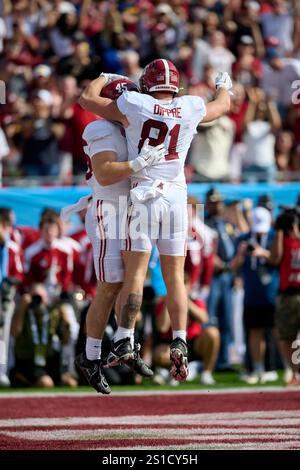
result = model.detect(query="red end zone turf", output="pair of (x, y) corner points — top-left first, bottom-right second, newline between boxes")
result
(0, 389), (299, 450)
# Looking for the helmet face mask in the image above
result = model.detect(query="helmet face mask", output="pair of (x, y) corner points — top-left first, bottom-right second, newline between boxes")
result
(101, 78), (139, 100)
(139, 59), (180, 94)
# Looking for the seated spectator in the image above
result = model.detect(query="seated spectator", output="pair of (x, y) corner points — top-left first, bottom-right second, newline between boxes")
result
(153, 273), (220, 386)
(10, 283), (77, 388)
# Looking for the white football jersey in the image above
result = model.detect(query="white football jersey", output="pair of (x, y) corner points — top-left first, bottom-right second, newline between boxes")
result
(117, 91), (206, 184)
(82, 120), (130, 201)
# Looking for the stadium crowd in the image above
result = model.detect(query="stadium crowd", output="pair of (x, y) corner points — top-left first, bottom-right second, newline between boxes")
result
(0, 0), (300, 389)
(0, 0), (300, 182)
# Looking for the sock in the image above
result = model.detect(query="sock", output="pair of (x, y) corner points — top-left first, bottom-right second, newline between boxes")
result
(114, 326), (134, 344)
(253, 362), (264, 375)
(172, 330), (186, 342)
(129, 330), (135, 349)
(86, 337), (102, 361)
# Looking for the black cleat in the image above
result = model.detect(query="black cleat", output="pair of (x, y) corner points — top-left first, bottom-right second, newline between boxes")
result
(170, 337), (189, 382)
(74, 353), (111, 394)
(126, 343), (154, 377)
(105, 337), (134, 368)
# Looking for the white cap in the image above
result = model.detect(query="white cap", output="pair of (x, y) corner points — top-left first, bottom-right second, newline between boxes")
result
(34, 64), (52, 78)
(156, 3), (173, 15)
(251, 207), (271, 234)
(58, 1), (77, 15)
(34, 89), (53, 106)
(245, 1), (260, 11)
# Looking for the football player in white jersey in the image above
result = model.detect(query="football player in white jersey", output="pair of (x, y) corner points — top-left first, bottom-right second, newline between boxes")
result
(79, 59), (232, 381)
(69, 77), (166, 394)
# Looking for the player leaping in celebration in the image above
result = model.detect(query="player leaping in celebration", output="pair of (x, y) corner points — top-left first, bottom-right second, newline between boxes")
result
(79, 60), (232, 382)
(67, 76), (165, 394)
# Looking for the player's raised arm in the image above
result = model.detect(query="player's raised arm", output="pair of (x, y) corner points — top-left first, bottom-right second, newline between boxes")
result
(79, 75), (128, 126)
(201, 72), (232, 123)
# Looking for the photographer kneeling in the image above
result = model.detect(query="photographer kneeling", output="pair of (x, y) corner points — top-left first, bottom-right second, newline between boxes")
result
(252, 208), (300, 386)
(10, 284), (76, 388)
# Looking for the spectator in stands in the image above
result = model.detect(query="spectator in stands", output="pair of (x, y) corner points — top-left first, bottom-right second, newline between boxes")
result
(19, 90), (65, 177)
(260, 0), (294, 56)
(261, 48), (300, 116)
(10, 283), (77, 388)
(153, 272), (220, 386)
(57, 32), (101, 82)
(231, 207), (279, 384)
(0, 126), (10, 185)
(227, 0), (265, 59)
(189, 117), (234, 182)
(275, 130), (294, 177)
(207, 31), (236, 75)
(228, 82), (249, 181)
(289, 144), (300, 178)
(120, 50), (142, 84)
(232, 35), (262, 88)
(188, 64), (216, 102)
(242, 87), (281, 182)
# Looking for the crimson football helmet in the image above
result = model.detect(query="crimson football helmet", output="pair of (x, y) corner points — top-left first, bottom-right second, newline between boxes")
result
(139, 59), (180, 94)
(101, 78), (139, 100)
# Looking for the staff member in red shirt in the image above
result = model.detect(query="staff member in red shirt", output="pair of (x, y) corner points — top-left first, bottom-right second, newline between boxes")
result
(255, 208), (300, 385)
(24, 213), (74, 301)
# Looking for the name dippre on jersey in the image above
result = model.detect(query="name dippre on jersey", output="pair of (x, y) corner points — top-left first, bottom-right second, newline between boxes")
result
(153, 104), (182, 118)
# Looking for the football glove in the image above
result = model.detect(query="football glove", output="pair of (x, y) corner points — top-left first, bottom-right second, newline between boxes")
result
(129, 139), (166, 173)
(100, 73), (128, 85)
(215, 72), (233, 95)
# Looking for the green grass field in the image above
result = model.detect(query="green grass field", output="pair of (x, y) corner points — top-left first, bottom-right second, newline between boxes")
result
(0, 370), (286, 393)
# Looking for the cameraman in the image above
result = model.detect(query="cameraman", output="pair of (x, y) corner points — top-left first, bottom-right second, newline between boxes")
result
(255, 208), (300, 386)
(231, 207), (279, 383)
(10, 284), (77, 388)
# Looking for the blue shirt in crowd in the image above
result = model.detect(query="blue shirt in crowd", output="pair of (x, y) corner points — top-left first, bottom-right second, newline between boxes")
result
(237, 231), (279, 307)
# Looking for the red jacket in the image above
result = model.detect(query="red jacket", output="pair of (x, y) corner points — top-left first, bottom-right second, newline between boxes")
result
(7, 239), (24, 282)
(24, 238), (74, 293)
